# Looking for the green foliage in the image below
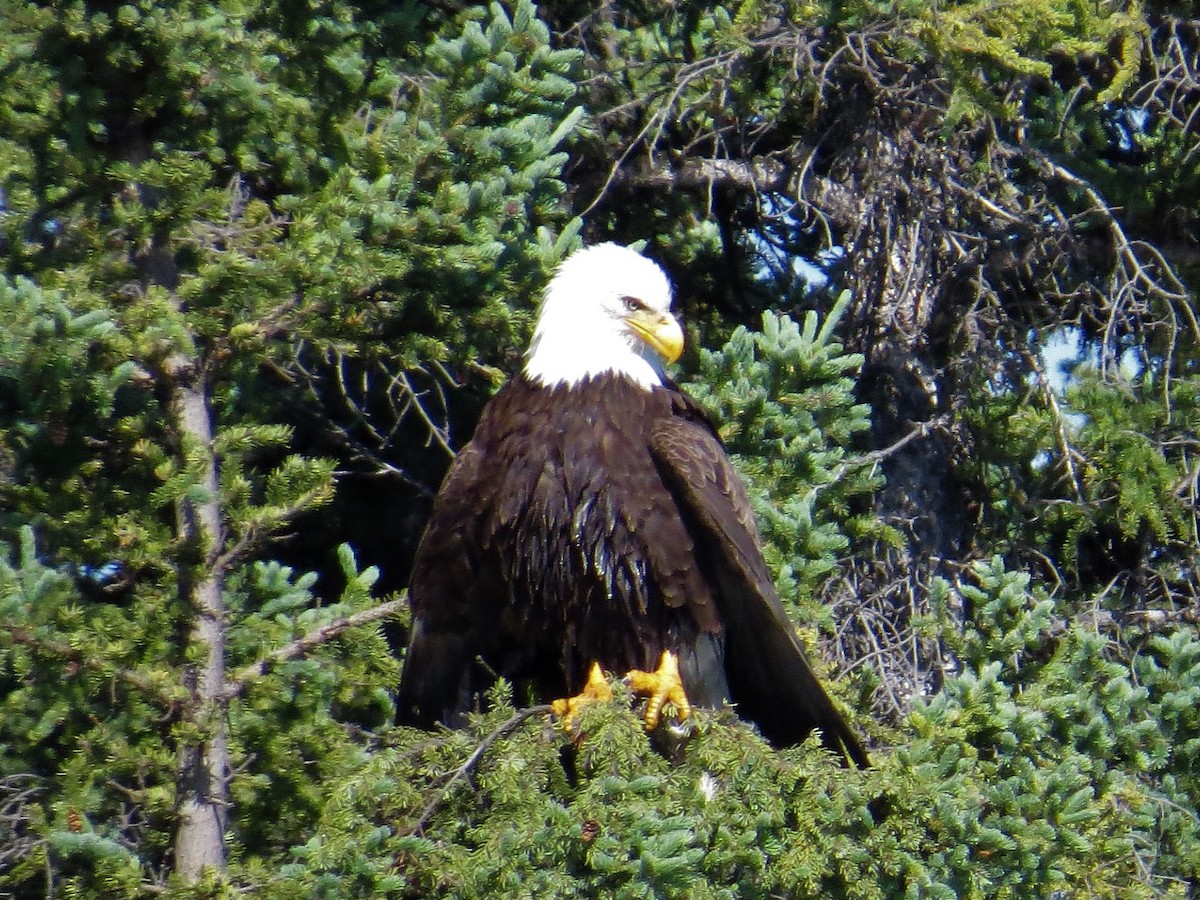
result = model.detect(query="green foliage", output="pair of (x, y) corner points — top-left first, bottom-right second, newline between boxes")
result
(913, 558), (1200, 895)
(686, 296), (887, 613)
(923, 0), (1146, 125)
(224, 548), (399, 859)
(969, 357), (1200, 600)
(1066, 371), (1197, 546)
(0, 527), (398, 894)
(272, 0), (584, 370)
(250, 555), (1199, 898)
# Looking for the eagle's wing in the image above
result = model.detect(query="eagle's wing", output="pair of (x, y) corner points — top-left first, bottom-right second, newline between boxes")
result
(650, 410), (869, 766)
(396, 441), (489, 728)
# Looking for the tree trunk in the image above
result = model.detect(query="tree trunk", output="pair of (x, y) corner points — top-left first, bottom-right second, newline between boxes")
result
(123, 117), (232, 877)
(169, 354), (230, 880)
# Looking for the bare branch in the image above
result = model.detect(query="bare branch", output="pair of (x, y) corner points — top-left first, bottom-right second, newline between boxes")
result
(1049, 603), (1200, 639)
(0, 774), (44, 871)
(842, 417), (948, 475)
(280, 342), (457, 493)
(1021, 347), (1086, 506)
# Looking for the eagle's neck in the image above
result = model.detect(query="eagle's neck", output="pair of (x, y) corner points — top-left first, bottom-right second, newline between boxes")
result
(523, 326), (665, 390)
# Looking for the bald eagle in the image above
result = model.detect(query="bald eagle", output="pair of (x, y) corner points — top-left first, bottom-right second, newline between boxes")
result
(397, 243), (867, 766)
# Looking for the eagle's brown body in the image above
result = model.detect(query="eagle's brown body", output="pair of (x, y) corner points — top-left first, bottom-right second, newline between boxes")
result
(397, 371), (868, 766)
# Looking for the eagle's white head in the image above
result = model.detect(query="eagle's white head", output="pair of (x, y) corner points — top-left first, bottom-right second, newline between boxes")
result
(524, 243), (684, 390)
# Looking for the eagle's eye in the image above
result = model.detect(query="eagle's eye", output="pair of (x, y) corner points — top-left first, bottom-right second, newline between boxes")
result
(621, 295), (647, 313)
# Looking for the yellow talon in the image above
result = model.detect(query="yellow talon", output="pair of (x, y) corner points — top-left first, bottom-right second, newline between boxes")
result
(551, 662), (613, 731)
(625, 650), (691, 730)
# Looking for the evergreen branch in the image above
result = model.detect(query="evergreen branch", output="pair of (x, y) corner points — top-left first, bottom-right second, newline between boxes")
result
(213, 476), (335, 575)
(5, 627), (177, 708)
(408, 704), (553, 836)
(220, 598), (408, 702)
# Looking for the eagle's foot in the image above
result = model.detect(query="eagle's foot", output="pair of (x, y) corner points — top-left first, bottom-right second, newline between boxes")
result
(551, 662), (613, 731)
(625, 650), (691, 731)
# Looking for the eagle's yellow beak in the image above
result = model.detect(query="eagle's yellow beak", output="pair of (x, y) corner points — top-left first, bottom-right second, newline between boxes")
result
(627, 309), (684, 364)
